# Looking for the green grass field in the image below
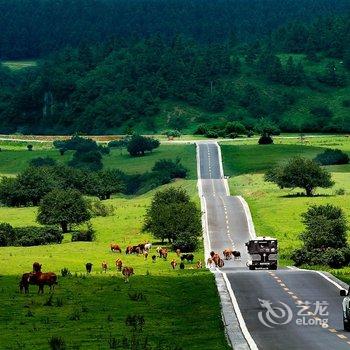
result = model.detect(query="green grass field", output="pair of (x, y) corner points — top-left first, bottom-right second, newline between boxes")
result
(221, 136), (350, 266)
(0, 143), (197, 178)
(0, 143), (229, 350)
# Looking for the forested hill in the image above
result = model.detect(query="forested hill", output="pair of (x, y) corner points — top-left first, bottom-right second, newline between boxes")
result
(0, 0), (349, 59)
(0, 14), (349, 135)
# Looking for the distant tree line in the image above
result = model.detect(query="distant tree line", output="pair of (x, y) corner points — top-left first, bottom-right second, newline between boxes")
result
(0, 13), (349, 134)
(1, 0), (348, 59)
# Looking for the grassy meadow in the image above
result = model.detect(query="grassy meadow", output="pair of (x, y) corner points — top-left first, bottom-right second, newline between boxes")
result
(0, 143), (229, 350)
(221, 136), (350, 266)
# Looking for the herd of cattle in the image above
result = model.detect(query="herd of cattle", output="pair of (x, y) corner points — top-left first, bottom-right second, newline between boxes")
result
(19, 244), (240, 294)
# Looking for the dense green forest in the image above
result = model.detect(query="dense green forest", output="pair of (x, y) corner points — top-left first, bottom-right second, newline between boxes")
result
(0, 0), (349, 59)
(0, 1), (349, 134)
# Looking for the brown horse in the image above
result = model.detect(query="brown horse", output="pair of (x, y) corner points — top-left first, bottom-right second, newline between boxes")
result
(27, 272), (58, 294)
(122, 267), (134, 282)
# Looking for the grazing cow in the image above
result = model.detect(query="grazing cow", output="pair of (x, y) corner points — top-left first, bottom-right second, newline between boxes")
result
(138, 243), (145, 252)
(143, 251), (149, 260)
(125, 246), (133, 254)
(212, 253), (221, 267)
(217, 258), (225, 268)
(110, 244), (122, 253)
(196, 261), (203, 269)
(102, 261), (108, 272)
(232, 251), (241, 260)
(152, 255), (157, 263)
(176, 249), (181, 257)
(179, 262), (185, 270)
(171, 259), (177, 269)
(223, 249), (233, 260)
(144, 243), (152, 251)
(33, 262), (42, 273)
(122, 267), (134, 283)
(85, 263), (93, 273)
(115, 259), (123, 271)
(133, 246), (141, 255)
(156, 246), (162, 254)
(159, 248), (168, 260)
(27, 272), (58, 294)
(181, 254), (194, 263)
(207, 257), (214, 268)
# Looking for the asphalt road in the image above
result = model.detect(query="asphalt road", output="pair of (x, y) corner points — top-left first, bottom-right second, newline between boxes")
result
(198, 142), (350, 349)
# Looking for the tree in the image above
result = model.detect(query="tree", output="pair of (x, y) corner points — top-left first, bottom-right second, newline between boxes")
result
(29, 157), (56, 167)
(255, 118), (280, 144)
(300, 204), (348, 250)
(265, 157), (334, 196)
(0, 223), (15, 246)
(37, 189), (91, 232)
(68, 150), (103, 171)
(127, 135), (160, 156)
(152, 158), (188, 179)
(314, 149), (349, 165)
(86, 169), (125, 200)
(143, 187), (201, 249)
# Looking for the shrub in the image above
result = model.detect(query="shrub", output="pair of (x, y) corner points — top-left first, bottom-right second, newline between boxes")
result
(13, 226), (63, 246)
(27, 144), (33, 151)
(194, 124), (208, 135)
(314, 149), (349, 165)
(49, 336), (66, 350)
(172, 237), (198, 252)
(71, 224), (95, 242)
(29, 157), (57, 167)
(0, 222), (15, 246)
(258, 135), (273, 144)
(61, 268), (72, 277)
(335, 188), (346, 196)
(205, 130), (218, 138)
(89, 200), (115, 217)
(127, 135), (160, 156)
(322, 248), (345, 268)
(152, 158), (188, 179)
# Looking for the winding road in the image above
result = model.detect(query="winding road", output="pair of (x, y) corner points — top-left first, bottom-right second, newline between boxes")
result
(197, 141), (350, 350)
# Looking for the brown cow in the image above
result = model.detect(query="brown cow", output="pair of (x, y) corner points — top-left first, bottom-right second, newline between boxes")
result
(212, 253), (221, 267)
(125, 246), (133, 254)
(110, 244), (122, 253)
(27, 272), (58, 294)
(33, 262), (42, 273)
(159, 248), (168, 259)
(102, 261), (108, 272)
(19, 273), (32, 293)
(122, 267), (134, 282)
(223, 249), (233, 260)
(207, 257), (214, 268)
(115, 259), (123, 271)
(171, 259), (177, 269)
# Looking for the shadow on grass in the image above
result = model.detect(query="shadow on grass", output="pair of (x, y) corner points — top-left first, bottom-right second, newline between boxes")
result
(280, 193), (334, 198)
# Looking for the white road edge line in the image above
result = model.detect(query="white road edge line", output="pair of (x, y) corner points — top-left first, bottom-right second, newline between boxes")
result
(215, 141), (230, 196)
(315, 271), (345, 291)
(237, 196), (256, 240)
(221, 271), (259, 350)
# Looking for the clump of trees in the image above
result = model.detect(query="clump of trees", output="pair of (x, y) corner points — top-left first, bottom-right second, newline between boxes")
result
(255, 119), (280, 145)
(37, 188), (91, 232)
(265, 157), (334, 196)
(314, 149), (349, 165)
(143, 187), (202, 252)
(0, 223), (63, 247)
(126, 135), (160, 156)
(291, 204), (349, 268)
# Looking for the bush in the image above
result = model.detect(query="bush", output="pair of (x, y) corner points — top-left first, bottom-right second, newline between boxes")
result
(29, 157), (57, 167)
(61, 267), (72, 277)
(152, 158), (188, 179)
(13, 226), (63, 246)
(0, 222), (15, 246)
(71, 224), (95, 242)
(314, 149), (349, 165)
(205, 130), (219, 138)
(322, 248), (345, 268)
(193, 124), (208, 135)
(172, 237), (198, 252)
(89, 200), (115, 217)
(258, 135), (273, 144)
(49, 336), (66, 350)
(127, 135), (160, 156)
(27, 144), (33, 151)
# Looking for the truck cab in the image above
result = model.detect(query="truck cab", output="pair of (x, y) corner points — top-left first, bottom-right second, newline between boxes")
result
(340, 289), (350, 331)
(245, 236), (278, 270)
